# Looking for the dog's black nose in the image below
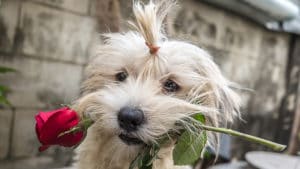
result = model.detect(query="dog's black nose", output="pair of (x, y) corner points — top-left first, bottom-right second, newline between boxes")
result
(118, 106), (144, 132)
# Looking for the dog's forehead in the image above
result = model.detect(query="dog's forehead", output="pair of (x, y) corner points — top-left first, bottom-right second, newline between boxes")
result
(95, 32), (210, 78)
(160, 41), (204, 66)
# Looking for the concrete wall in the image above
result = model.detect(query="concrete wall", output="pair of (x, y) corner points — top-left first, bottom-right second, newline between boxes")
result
(0, 0), (98, 168)
(0, 0), (292, 168)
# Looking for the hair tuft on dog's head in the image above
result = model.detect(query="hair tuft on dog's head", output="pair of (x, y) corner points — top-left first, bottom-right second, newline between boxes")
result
(129, 0), (176, 54)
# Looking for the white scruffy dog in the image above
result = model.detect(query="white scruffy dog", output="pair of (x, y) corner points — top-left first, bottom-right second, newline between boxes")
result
(73, 1), (240, 169)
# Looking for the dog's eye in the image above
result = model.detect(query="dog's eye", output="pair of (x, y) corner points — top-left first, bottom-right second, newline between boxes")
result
(115, 71), (128, 82)
(163, 79), (180, 92)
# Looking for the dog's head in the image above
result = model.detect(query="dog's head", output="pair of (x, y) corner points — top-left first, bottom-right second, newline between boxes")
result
(75, 0), (240, 149)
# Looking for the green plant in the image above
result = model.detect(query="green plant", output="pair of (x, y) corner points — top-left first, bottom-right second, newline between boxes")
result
(0, 66), (16, 106)
(129, 114), (286, 169)
(59, 112), (286, 169)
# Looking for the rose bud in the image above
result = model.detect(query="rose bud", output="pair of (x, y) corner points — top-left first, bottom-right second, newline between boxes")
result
(35, 107), (84, 152)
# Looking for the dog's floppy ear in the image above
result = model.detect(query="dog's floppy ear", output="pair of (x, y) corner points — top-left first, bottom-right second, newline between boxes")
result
(191, 50), (241, 126)
(214, 79), (241, 124)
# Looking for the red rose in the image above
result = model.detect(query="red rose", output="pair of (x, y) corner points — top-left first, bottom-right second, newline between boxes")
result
(35, 107), (84, 152)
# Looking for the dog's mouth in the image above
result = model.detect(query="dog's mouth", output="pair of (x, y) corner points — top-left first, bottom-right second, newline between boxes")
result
(119, 133), (144, 145)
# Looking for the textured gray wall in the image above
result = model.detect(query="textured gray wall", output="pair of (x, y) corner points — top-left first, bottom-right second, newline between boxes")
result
(0, 0), (292, 168)
(0, 0), (98, 168)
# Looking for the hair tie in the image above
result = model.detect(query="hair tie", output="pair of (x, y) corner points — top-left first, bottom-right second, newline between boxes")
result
(145, 42), (160, 55)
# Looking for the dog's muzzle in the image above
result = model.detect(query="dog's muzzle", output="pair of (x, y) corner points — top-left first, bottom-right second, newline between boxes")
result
(118, 106), (145, 145)
(118, 133), (144, 145)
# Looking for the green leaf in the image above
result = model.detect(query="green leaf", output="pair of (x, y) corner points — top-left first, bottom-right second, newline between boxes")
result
(202, 149), (213, 160)
(0, 67), (16, 73)
(129, 152), (143, 169)
(128, 113), (208, 169)
(192, 113), (206, 124)
(0, 85), (12, 107)
(0, 95), (11, 106)
(173, 130), (207, 165)
(129, 145), (159, 169)
(0, 85), (10, 95)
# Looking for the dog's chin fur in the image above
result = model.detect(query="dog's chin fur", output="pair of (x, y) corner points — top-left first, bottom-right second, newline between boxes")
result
(73, 1), (241, 169)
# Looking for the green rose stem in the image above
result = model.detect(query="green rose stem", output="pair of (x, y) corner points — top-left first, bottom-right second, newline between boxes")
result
(58, 117), (286, 152)
(199, 124), (286, 151)
(58, 118), (94, 138)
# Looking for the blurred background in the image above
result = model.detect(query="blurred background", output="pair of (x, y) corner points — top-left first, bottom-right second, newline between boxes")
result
(0, 0), (299, 169)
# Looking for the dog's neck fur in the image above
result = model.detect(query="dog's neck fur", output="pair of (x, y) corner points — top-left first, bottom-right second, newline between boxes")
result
(76, 126), (177, 169)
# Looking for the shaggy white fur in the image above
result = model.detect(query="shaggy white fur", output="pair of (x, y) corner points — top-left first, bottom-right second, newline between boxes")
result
(73, 0), (241, 169)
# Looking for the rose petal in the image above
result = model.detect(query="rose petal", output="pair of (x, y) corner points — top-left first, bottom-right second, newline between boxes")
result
(35, 115), (43, 136)
(39, 145), (50, 152)
(36, 111), (56, 122)
(35, 107), (83, 148)
(38, 109), (79, 145)
(38, 107), (69, 122)
(58, 131), (84, 147)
